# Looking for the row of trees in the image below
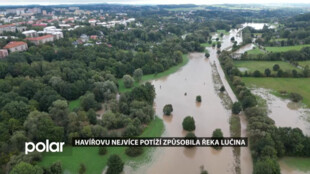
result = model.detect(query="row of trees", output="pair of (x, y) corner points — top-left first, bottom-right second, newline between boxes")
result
(219, 51), (310, 174)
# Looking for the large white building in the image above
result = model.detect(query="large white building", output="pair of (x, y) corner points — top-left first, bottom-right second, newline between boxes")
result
(22, 30), (38, 38)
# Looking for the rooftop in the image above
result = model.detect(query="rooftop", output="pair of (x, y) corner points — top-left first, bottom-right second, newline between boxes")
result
(3, 41), (27, 49)
(26, 34), (53, 41)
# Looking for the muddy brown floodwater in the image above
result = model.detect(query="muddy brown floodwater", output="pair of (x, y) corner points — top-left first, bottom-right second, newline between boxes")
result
(127, 26), (256, 174)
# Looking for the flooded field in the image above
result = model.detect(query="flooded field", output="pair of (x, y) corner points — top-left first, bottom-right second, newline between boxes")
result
(250, 88), (310, 174)
(251, 88), (310, 136)
(129, 25), (258, 174)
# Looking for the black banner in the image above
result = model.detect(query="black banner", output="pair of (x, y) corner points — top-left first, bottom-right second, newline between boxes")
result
(72, 137), (248, 147)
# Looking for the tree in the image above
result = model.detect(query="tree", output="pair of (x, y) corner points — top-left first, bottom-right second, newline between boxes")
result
(212, 128), (223, 138)
(93, 81), (117, 102)
(163, 104), (173, 115)
(289, 92), (303, 102)
(24, 111), (64, 142)
(196, 95), (202, 102)
(123, 75), (134, 88)
(106, 154), (124, 174)
(48, 100), (69, 127)
(232, 102), (242, 114)
(242, 95), (257, 109)
(87, 109), (97, 125)
(217, 42), (221, 49)
(253, 158), (280, 174)
(49, 162), (62, 174)
(133, 68), (143, 82)
(273, 64), (280, 71)
(220, 86), (225, 92)
(3, 101), (30, 121)
(80, 92), (99, 111)
(185, 132), (196, 148)
(212, 128), (223, 150)
(230, 37), (235, 42)
(125, 147), (144, 157)
(99, 147), (107, 155)
(253, 70), (262, 77)
(10, 162), (43, 174)
(264, 68), (271, 77)
(182, 116), (196, 131)
(79, 163), (86, 174)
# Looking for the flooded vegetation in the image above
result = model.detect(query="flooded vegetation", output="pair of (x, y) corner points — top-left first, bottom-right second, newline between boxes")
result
(132, 25), (258, 174)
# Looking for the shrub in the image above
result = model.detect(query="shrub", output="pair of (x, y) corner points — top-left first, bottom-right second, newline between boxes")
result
(289, 92), (303, 102)
(163, 104), (173, 115)
(123, 75), (134, 88)
(125, 147), (144, 157)
(220, 86), (225, 92)
(232, 102), (242, 114)
(196, 95), (202, 102)
(185, 132), (197, 148)
(107, 154), (124, 174)
(98, 147), (107, 155)
(182, 116), (196, 131)
(212, 128), (223, 150)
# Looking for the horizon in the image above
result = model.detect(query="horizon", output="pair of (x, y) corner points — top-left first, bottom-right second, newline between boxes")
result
(1, 0), (310, 6)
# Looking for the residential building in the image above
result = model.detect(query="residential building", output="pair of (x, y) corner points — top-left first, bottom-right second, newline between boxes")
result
(26, 35), (54, 45)
(22, 30), (38, 37)
(80, 34), (89, 42)
(3, 41), (28, 53)
(0, 24), (16, 34)
(0, 49), (8, 58)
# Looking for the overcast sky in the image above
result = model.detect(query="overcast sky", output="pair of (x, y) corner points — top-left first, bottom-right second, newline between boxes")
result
(1, 0), (310, 5)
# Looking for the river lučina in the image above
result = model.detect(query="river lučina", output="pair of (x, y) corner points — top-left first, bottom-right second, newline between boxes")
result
(126, 23), (308, 174)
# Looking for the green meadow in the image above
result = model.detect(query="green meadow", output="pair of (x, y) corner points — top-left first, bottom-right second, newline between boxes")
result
(265, 44), (310, 52)
(234, 61), (300, 74)
(279, 157), (310, 172)
(298, 61), (310, 68)
(246, 47), (264, 55)
(243, 77), (310, 107)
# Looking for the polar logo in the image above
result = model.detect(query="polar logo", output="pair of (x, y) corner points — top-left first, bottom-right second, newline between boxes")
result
(25, 140), (65, 155)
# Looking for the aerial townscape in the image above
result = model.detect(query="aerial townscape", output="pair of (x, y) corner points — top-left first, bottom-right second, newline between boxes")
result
(0, 2), (310, 174)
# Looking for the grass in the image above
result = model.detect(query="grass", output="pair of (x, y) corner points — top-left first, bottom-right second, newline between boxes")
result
(298, 61), (310, 68)
(118, 54), (189, 93)
(234, 61), (300, 74)
(68, 99), (80, 111)
(265, 44), (310, 52)
(200, 41), (217, 47)
(242, 77), (310, 107)
(230, 115), (241, 137)
(217, 29), (229, 35)
(279, 157), (310, 172)
(39, 116), (164, 174)
(246, 47), (264, 55)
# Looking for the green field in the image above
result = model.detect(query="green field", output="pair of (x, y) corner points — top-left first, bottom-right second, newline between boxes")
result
(234, 61), (299, 74)
(298, 61), (310, 68)
(118, 54), (189, 93)
(200, 41), (218, 47)
(243, 77), (310, 107)
(246, 47), (264, 55)
(69, 99), (80, 111)
(265, 44), (310, 52)
(39, 116), (164, 174)
(279, 157), (310, 172)
(164, 6), (206, 11)
(217, 29), (229, 35)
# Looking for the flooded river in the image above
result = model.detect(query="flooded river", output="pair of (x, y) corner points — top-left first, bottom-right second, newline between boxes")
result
(128, 25), (257, 174)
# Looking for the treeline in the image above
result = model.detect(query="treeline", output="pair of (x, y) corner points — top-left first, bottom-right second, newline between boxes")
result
(219, 51), (310, 174)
